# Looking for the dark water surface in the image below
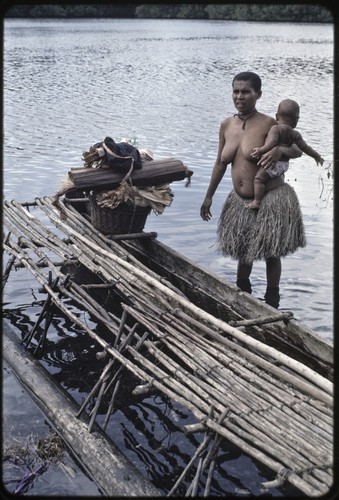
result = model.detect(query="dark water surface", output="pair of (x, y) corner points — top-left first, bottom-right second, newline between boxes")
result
(3, 18), (333, 496)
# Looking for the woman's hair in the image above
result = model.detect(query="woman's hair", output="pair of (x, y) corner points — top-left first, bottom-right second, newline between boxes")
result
(232, 72), (262, 92)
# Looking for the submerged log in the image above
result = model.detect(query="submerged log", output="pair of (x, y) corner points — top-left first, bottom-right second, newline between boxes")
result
(69, 158), (193, 191)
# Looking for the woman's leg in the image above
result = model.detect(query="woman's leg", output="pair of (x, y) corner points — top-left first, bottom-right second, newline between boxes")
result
(265, 256), (281, 307)
(236, 261), (253, 293)
(266, 256), (281, 287)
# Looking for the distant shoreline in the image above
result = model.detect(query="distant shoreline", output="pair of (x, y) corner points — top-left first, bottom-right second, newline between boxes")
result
(3, 3), (334, 24)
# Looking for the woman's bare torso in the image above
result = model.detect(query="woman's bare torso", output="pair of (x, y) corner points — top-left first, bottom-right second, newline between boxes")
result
(220, 112), (284, 198)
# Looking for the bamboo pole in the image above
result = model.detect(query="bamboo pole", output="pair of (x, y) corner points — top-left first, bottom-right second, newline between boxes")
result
(150, 338), (331, 458)
(163, 326), (332, 436)
(22, 281), (54, 345)
(102, 377), (121, 431)
(76, 359), (115, 419)
(2, 231), (18, 291)
(230, 311), (293, 327)
(4, 237), (122, 344)
(166, 408), (227, 497)
(164, 312), (314, 402)
(171, 309), (333, 403)
(167, 432), (211, 497)
(3, 201), (334, 420)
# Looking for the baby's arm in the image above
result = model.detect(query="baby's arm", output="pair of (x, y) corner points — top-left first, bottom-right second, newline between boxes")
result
(294, 132), (324, 165)
(251, 125), (281, 159)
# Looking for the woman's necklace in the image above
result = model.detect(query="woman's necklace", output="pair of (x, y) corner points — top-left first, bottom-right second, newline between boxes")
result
(234, 109), (258, 130)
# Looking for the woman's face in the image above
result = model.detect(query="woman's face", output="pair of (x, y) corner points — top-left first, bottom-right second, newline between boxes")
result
(232, 80), (261, 113)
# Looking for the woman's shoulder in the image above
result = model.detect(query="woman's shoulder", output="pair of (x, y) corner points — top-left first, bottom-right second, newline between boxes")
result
(257, 111), (276, 126)
(219, 115), (234, 132)
(221, 115), (233, 125)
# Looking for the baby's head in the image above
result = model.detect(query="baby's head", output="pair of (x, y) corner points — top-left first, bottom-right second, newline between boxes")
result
(276, 99), (300, 128)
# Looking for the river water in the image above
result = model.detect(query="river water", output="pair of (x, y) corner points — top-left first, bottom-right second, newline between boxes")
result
(2, 18), (334, 496)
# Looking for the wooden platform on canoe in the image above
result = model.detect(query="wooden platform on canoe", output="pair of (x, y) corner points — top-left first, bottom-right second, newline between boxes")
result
(2, 197), (334, 496)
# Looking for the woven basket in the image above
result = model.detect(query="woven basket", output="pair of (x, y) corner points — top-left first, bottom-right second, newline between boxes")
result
(89, 195), (151, 235)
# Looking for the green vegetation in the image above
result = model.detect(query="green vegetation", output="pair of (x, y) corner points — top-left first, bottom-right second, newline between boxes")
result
(135, 4), (333, 22)
(4, 3), (333, 23)
(4, 4), (137, 18)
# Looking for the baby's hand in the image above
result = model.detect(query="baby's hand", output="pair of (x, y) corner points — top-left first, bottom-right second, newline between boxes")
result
(316, 156), (324, 166)
(251, 147), (261, 159)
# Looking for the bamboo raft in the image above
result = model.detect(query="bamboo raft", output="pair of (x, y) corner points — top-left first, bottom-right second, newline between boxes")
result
(2, 196), (334, 497)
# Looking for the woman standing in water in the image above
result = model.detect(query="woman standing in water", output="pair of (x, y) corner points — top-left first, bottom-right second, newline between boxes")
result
(200, 71), (306, 308)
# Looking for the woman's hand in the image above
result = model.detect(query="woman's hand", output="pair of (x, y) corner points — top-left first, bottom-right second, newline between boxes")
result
(200, 197), (212, 221)
(257, 146), (281, 169)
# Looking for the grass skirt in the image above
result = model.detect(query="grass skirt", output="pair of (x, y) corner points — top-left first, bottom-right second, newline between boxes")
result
(216, 183), (306, 264)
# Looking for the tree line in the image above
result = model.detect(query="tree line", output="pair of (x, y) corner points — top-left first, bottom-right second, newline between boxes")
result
(4, 3), (333, 23)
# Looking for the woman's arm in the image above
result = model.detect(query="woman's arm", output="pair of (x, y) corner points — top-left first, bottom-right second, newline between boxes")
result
(257, 143), (302, 168)
(200, 123), (227, 221)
